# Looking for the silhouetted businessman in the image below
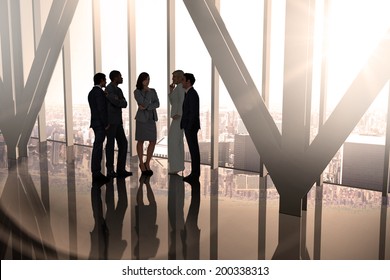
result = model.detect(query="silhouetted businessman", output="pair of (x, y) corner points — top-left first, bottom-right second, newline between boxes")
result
(88, 73), (110, 183)
(180, 73), (200, 182)
(105, 70), (132, 178)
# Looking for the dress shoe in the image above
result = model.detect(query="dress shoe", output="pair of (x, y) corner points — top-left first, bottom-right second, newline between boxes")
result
(183, 174), (199, 183)
(144, 170), (153, 176)
(144, 162), (153, 176)
(117, 170), (133, 177)
(107, 170), (117, 178)
(139, 163), (151, 176)
(92, 172), (110, 183)
(168, 170), (183, 175)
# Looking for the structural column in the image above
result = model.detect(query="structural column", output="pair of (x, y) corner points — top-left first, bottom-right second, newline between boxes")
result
(210, 0), (220, 170)
(63, 32), (74, 147)
(127, 0), (137, 156)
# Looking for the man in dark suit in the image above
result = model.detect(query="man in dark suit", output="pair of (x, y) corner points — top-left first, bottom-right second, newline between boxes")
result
(88, 73), (110, 183)
(105, 70), (132, 178)
(180, 73), (200, 182)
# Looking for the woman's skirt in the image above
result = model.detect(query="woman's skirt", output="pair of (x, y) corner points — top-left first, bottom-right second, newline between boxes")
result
(135, 119), (157, 141)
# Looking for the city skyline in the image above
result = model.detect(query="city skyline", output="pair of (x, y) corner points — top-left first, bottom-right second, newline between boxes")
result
(25, 99), (389, 191)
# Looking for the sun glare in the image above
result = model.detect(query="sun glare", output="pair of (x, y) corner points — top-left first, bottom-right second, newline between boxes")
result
(325, 0), (390, 111)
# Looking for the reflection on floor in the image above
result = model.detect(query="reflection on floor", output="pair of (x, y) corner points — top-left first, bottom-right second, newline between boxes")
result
(0, 141), (389, 260)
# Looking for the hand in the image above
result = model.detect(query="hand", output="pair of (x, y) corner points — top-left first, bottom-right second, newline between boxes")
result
(139, 105), (146, 110)
(169, 83), (175, 93)
(172, 114), (180, 120)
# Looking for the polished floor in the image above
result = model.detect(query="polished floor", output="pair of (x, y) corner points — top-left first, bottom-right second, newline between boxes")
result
(0, 141), (389, 260)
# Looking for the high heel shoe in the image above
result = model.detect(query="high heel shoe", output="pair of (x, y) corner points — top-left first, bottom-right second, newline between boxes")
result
(139, 163), (149, 176)
(144, 162), (153, 176)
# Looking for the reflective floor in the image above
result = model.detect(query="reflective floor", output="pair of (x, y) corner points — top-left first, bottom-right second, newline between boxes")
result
(0, 141), (389, 260)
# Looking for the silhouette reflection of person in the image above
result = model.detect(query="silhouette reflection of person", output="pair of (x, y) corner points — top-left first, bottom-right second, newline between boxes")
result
(168, 175), (201, 260)
(168, 174), (185, 259)
(134, 175), (160, 259)
(89, 178), (128, 260)
(89, 180), (108, 260)
(106, 177), (128, 259)
(181, 179), (201, 260)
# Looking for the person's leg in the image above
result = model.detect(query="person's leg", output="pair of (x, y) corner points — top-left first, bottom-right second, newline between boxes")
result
(115, 125), (128, 172)
(168, 119), (184, 173)
(137, 140), (146, 171)
(91, 127), (105, 175)
(105, 124), (117, 174)
(185, 129), (200, 177)
(144, 141), (156, 170)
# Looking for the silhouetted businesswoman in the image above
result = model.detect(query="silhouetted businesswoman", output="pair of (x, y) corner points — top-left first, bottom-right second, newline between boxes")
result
(88, 73), (110, 183)
(180, 73), (200, 182)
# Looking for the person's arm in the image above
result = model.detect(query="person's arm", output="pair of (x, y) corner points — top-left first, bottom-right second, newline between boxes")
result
(187, 91), (199, 129)
(145, 89), (160, 110)
(134, 89), (148, 109)
(106, 87), (127, 108)
(96, 91), (108, 128)
(171, 87), (183, 119)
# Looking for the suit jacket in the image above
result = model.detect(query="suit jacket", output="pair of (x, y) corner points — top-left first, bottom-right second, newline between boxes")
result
(88, 85), (108, 129)
(134, 88), (160, 123)
(180, 87), (200, 131)
(106, 82), (128, 125)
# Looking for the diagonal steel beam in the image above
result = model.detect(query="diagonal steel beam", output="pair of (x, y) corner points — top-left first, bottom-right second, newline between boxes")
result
(305, 33), (390, 187)
(10, 0), (24, 108)
(184, 0), (390, 216)
(183, 0), (283, 168)
(0, 0), (79, 158)
(0, 0), (18, 154)
(18, 0), (79, 156)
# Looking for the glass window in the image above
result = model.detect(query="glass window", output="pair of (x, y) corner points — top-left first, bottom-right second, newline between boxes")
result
(218, 0), (265, 171)
(70, 0), (94, 146)
(322, 0), (390, 189)
(100, 0), (130, 139)
(135, 0), (168, 156)
(176, 0), (212, 165)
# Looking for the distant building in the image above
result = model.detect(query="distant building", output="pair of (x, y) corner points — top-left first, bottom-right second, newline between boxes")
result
(234, 134), (260, 172)
(218, 141), (233, 167)
(342, 135), (385, 191)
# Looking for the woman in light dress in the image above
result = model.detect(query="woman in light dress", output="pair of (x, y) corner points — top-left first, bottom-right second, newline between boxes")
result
(168, 70), (185, 174)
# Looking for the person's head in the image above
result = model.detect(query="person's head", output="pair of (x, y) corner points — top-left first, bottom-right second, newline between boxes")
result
(182, 73), (195, 89)
(109, 70), (123, 85)
(172, 70), (184, 85)
(93, 73), (106, 87)
(136, 72), (150, 90)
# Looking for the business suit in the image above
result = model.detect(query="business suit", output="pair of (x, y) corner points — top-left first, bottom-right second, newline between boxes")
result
(180, 87), (200, 178)
(88, 85), (108, 175)
(134, 88), (159, 141)
(105, 82), (128, 174)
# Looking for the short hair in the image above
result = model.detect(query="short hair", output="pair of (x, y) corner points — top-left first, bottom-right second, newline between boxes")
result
(93, 73), (106, 85)
(183, 73), (195, 85)
(109, 70), (121, 81)
(136, 72), (150, 90)
(172, 70), (184, 77)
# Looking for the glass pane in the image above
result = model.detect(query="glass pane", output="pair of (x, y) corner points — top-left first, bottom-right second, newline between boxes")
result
(218, 0), (265, 172)
(101, 0), (129, 139)
(46, 55), (65, 142)
(135, 0), (168, 157)
(176, 0), (211, 165)
(70, 0), (94, 146)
